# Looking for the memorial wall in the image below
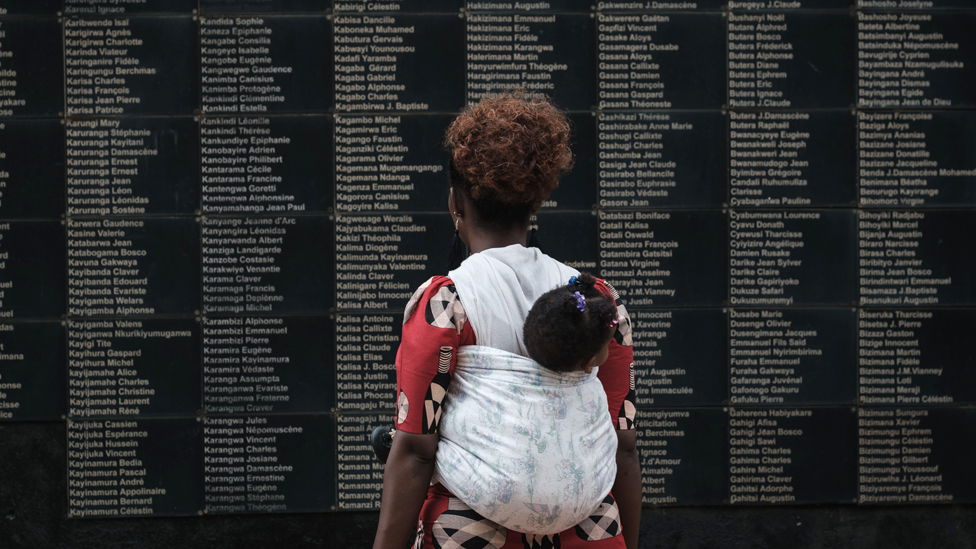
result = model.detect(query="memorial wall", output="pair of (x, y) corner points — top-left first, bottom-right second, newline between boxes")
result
(0, 0), (973, 521)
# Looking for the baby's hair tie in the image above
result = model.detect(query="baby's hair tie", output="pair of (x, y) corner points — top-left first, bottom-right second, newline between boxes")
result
(568, 276), (578, 286)
(607, 317), (619, 329)
(574, 291), (586, 312)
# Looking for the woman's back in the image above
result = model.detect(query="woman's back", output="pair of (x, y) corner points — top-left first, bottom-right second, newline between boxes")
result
(447, 244), (579, 357)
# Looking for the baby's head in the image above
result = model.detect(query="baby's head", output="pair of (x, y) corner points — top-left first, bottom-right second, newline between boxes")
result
(524, 273), (618, 374)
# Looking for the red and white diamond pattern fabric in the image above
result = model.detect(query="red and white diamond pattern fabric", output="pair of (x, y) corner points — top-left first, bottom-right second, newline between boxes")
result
(426, 284), (467, 333)
(521, 533), (561, 549)
(573, 495), (621, 542)
(432, 498), (508, 549)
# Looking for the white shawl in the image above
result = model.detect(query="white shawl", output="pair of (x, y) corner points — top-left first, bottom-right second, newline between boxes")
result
(433, 245), (618, 534)
(448, 244), (580, 356)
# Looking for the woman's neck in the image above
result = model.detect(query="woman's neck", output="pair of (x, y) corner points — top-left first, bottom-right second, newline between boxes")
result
(465, 224), (528, 255)
(451, 188), (530, 254)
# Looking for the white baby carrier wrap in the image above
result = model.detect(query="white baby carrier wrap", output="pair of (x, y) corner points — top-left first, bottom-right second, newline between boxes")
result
(434, 245), (618, 534)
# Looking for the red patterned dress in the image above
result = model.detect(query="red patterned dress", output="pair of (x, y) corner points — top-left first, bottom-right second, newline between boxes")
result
(394, 275), (636, 549)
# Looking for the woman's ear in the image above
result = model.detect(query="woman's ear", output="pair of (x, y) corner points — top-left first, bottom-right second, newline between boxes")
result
(449, 187), (466, 220)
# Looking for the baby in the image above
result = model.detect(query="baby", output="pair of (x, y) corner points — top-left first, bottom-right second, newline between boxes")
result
(524, 272), (619, 375)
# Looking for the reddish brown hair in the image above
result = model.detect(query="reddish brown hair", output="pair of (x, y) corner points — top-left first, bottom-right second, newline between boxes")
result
(445, 91), (574, 227)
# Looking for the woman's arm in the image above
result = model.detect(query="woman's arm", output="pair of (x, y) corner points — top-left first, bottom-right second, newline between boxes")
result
(373, 276), (471, 549)
(613, 429), (641, 549)
(372, 432), (439, 549)
(595, 279), (641, 549)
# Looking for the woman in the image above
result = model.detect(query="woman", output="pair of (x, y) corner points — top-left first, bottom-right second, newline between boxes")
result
(373, 92), (641, 549)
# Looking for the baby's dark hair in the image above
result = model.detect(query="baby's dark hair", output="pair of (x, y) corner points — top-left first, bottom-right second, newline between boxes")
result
(524, 273), (617, 373)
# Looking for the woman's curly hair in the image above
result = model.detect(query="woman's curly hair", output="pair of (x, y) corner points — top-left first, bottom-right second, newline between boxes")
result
(524, 273), (617, 373)
(445, 91), (574, 228)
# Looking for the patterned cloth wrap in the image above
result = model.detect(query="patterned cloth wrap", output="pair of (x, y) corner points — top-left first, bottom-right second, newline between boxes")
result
(433, 344), (618, 535)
